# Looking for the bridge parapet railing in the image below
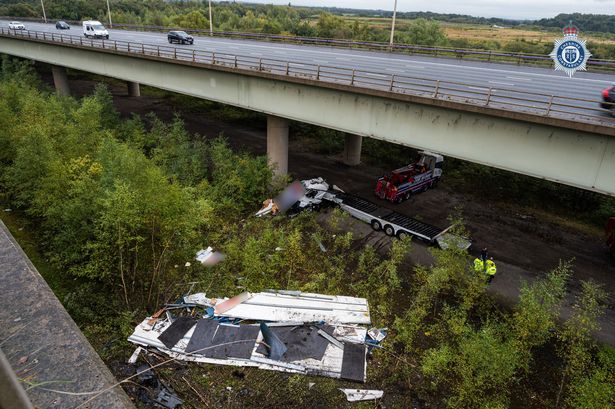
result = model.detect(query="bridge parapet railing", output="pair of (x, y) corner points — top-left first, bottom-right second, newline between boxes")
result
(1, 28), (614, 127)
(3, 16), (615, 72)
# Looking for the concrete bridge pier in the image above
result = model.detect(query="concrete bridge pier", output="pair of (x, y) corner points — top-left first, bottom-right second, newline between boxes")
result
(50, 65), (70, 96)
(343, 134), (363, 166)
(127, 81), (140, 97)
(267, 115), (289, 176)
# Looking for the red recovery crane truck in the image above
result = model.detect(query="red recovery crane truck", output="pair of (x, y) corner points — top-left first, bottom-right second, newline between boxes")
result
(375, 151), (443, 203)
(607, 217), (615, 257)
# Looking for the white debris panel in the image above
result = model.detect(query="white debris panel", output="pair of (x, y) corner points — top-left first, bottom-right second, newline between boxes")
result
(128, 290), (373, 382)
(217, 290), (371, 325)
(340, 389), (384, 402)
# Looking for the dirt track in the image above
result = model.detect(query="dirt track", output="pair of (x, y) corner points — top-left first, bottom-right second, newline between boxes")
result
(52, 73), (615, 345)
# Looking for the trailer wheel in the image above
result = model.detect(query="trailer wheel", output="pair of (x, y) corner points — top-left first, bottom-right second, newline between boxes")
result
(371, 220), (382, 231)
(397, 231), (410, 240)
(404, 192), (412, 201)
(384, 225), (395, 236)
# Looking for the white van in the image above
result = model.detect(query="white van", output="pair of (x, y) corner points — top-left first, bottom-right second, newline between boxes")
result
(82, 20), (109, 39)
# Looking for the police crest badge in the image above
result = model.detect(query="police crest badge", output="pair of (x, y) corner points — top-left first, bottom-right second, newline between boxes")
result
(549, 22), (591, 78)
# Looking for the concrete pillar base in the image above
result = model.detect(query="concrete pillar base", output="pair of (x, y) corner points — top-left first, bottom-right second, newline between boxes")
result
(343, 134), (363, 166)
(127, 81), (140, 97)
(267, 115), (289, 176)
(51, 65), (70, 96)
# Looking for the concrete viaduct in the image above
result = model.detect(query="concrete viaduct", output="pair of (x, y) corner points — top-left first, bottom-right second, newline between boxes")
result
(1, 31), (614, 195)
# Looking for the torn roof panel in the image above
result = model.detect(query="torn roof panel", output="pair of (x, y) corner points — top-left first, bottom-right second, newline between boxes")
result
(217, 291), (370, 325)
(128, 290), (373, 382)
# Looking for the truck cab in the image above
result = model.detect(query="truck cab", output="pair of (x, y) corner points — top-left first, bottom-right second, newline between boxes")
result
(83, 20), (109, 39)
(375, 151), (443, 203)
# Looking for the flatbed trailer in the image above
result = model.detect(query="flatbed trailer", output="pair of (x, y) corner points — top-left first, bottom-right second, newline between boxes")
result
(332, 193), (456, 245)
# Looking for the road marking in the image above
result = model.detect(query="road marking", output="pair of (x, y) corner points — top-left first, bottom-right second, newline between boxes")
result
(489, 81), (514, 86)
(10, 20), (612, 86)
(506, 76), (532, 81)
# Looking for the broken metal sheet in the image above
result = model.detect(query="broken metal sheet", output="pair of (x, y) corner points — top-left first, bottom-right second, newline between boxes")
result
(340, 343), (367, 382)
(129, 319), (368, 381)
(339, 389), (384, 402)
(184, 319), (218, 354)
(214, 292), (252, 315)
(129, 290), (373, 382)
(317, 329), (344, 350)
(217, 291), (370, 325)
(156, 389), (182, 409)
(157, 317), (198, 349)
(255, 325), (335, 362)
(182, 293), (215, 308)
(186, 319), (260, 359)
(205, 323), (260, 359)
(260, 322), (287, 361)
(128, 347), (142, 364)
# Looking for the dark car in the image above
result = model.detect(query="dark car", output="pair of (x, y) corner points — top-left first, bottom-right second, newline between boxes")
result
(167, 31), (193, 45)
(601, 85), (615, 112)
(56, 20), (70, 30)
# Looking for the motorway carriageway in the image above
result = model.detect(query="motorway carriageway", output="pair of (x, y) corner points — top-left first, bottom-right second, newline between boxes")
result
(4, 20), (615, 121)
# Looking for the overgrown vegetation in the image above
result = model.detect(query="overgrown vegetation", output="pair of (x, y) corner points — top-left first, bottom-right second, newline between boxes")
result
(0, 57), (613, 408)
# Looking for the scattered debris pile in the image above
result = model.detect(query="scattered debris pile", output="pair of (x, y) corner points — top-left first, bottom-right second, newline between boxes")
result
(128, 290), (384, 382)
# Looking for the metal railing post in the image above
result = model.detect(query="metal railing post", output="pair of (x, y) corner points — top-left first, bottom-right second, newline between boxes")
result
(485, 87), (493, 105)
(212, 52), (216, 64)
(80, 37), (83, 46)
(157, 46), (160, 57)
(258, 58), (262, 71)
(546, 95), (554, 115)
(285, 61), (290, 75)
(192, 50), (196, 63)
(433, 80), (440, 97)
(316, 65), (320, 80)
(174, 47), (176, 59)
(114, 41), (117, 51)
(351, 69), (355, 85)
(234, 55), (237, 68)
(127, 43), (130, 53)
(141, 43), (144, 54)
(389, 75), (395, 91)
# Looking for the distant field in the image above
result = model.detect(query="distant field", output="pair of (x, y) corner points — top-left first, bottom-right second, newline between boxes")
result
(341, 16), (615, 46)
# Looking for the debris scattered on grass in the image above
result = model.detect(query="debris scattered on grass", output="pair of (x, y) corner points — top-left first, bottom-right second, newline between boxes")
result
(339, 388), (384, 402)
(195, 247), (225, 266)
(128, 290), (374, 382)
(128, 346), (142, 364)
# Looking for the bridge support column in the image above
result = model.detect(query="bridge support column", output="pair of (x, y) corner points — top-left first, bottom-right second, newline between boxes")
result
(342, 134), (363, 166)
(51, 65), (70, 96)
(127, 81), (140, 97)
(267, 115), (289, 175)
